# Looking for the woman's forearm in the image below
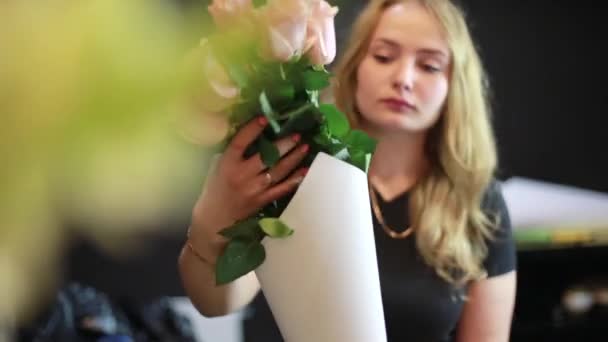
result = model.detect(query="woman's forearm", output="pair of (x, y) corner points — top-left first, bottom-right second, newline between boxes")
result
(178, 239), (261, 317)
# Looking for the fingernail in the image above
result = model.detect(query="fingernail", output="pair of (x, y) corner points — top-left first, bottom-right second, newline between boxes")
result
(257, 116), (268, 126)
(292, 133), (301, 142)
(301, 144), (309, 153)
(292, 176), (304, 185)
(301, 167), (309, 176)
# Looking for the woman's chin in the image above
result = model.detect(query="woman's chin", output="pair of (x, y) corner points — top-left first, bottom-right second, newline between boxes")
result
(379, 121), (432, 137)
(360, 115), (427, 136)
(377, 118), (416, 133)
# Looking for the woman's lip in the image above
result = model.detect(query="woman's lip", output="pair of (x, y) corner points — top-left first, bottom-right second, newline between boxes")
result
(381, 98), (416, 111)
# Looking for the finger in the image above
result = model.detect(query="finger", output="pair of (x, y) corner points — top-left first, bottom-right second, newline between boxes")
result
(243, 133), (302, 175)
(225, 116), (268, 160)
(277, 133), (302, 156)
(257, 167), (309, 204)
(247, 170), (276, 197)
(265, 143), (309, 184)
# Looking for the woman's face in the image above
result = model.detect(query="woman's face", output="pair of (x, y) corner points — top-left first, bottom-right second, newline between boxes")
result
(355, 2), (451, 136)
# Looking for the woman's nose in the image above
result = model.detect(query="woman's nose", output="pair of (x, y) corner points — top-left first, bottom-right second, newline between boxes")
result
(392, 59), (415, 92)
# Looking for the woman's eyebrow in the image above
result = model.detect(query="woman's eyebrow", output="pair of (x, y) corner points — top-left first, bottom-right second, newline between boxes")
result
(372, 37), (400, 48)
(417, 48), (449, 58)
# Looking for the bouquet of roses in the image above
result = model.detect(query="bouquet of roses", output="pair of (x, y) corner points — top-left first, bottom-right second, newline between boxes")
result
(185, 0), (377, 285)
(182, 2), (388, 340)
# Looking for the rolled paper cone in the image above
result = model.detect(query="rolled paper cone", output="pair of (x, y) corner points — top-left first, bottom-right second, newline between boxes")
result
(255, 152), (387, 342)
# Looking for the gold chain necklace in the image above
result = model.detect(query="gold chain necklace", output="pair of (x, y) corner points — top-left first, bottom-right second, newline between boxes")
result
(369, 183), (413, 239)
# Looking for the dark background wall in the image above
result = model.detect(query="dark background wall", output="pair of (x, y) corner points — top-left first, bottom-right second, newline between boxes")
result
(462, 0), (607, 193)
(332, 0), (608, 192)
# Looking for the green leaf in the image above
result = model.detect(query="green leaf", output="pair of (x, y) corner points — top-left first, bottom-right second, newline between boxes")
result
(319, 104), (349, 138)
(344, 129), (377, 153)
(314, 131), (346, 155)
(277, 83), (295, 101)
(230, 101), (256, 126)
(258, 136), (280, 167)
(349, 150), (368, 172)
(259, 218), (294, 238)
(277, 104), (321, 137)
(313, 132), (331, 146)
(216, 239), (265, 285)
(303, 69), (330, 90)
(259, 91), (280, 133)
(219, 218), (261, 240)
(268, 82), (295, 110)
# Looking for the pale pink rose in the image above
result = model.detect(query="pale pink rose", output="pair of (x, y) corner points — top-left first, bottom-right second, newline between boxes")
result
(257, 0), (312, 62)
(203, 46), (239, 104)
(175, 107), (230, 146)
(304, 0), (338, 65)
(208, 0), (254, 30)
(181, 40), (239, 113)
(199, 40), (240, 112)
(177, 41), (237, 146)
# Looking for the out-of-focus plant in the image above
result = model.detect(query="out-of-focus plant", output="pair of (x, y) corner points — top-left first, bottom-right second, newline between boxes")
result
(0, 0), (211, 324)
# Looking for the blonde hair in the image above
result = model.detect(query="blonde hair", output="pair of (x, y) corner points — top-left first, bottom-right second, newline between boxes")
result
(333, 0), (498, 285)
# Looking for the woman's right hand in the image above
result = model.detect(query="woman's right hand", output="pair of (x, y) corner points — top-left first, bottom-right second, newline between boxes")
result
(188, 116), (310, 264)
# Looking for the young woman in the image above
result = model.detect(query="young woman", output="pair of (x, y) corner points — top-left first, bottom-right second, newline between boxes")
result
(179, 1), (517, 340)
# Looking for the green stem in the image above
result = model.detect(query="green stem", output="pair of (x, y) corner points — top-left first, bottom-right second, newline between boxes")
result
(279, 63), (286, 80)
(276, 102), (315, 121)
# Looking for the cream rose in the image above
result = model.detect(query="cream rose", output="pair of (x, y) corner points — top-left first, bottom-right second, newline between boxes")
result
(257, 0), (313, 62)
(177, 40), (236, 145)
(304, 0), (338, 65)
(208, 0), (254, 30)
(187, 39), (239, 113)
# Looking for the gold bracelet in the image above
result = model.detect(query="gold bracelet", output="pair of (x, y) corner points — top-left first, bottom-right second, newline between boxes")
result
(186, 227), (216, 267)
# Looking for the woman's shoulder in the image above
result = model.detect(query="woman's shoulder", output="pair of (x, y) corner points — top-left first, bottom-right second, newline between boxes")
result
(480, 179), (508, 216)
(480, 178), (517, 277)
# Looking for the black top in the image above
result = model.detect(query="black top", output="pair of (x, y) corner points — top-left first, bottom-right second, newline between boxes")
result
(243, 180), (516, 342)
(374, 180), (516, 341)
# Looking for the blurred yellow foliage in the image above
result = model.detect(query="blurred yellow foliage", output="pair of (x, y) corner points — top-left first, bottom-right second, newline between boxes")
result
(0, 0), (212, 325)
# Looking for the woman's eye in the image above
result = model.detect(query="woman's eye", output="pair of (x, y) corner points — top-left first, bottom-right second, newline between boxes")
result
(422, 64), (441, 73)
(373, 55), (391, 64)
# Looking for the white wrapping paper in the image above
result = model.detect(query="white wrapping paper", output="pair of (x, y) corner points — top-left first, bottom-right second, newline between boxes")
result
(255, 152), (387, 342)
